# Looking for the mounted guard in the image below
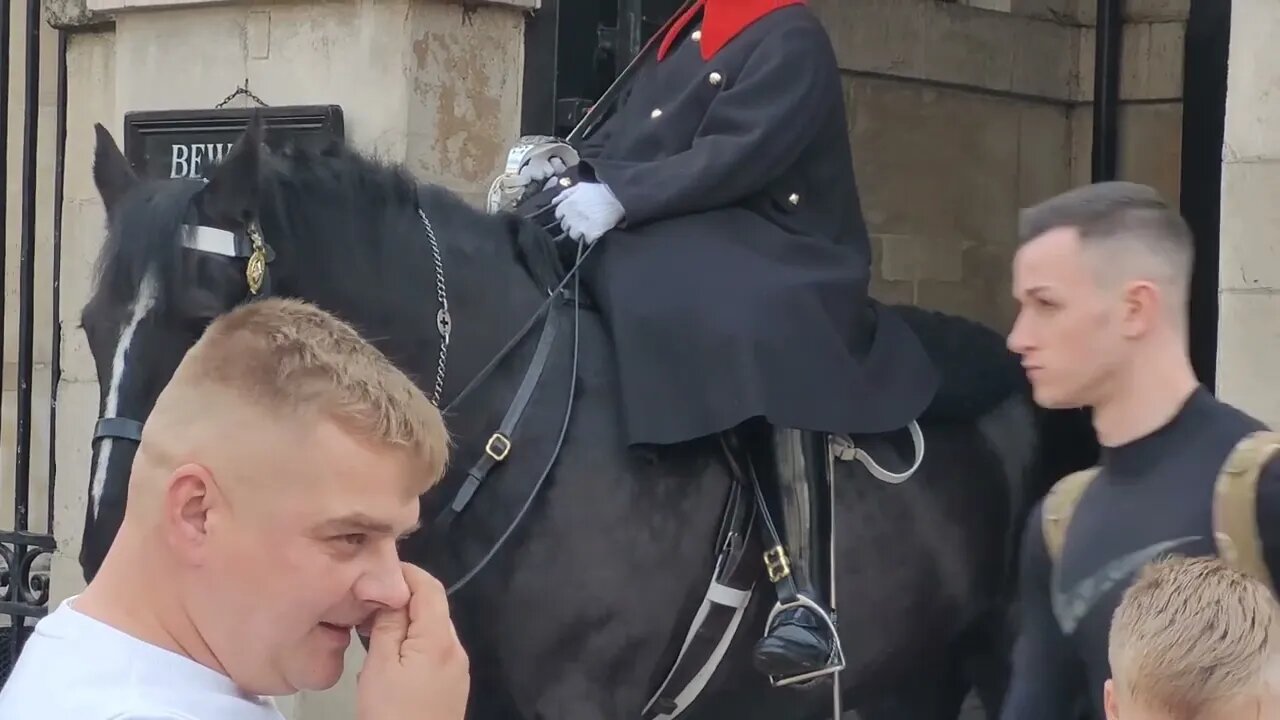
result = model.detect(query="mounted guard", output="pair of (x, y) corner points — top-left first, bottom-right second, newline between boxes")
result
(493, 0), (939, 686)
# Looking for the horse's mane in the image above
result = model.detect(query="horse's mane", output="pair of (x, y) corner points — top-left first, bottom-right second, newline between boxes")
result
(90, 136), (518, 317)
(90, 176), (207, 316)
(888, 303), (1029, 423)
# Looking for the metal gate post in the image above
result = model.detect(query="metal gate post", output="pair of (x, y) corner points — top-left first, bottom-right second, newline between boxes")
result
(0, 0), (64, 685)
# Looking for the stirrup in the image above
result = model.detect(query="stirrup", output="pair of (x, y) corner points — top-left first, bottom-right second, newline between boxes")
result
(761, 595), (846, 688)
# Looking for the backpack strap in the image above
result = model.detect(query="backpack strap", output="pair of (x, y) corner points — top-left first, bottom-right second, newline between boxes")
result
(1041, 467), (1101, 566)
(1213, 430), (1280, 589)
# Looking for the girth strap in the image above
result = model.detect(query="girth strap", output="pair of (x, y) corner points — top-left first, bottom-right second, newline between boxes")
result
(433, 307), (560, 530)
(643, 465), (758, 720)
(94, 417), (144, 443)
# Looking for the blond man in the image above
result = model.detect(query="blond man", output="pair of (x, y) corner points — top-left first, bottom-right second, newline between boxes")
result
(0, 298), (468, 720)
(1105, 555), (1280, 720)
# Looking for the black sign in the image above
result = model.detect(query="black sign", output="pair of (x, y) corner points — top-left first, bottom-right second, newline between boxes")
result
(122, 105), (345, 180)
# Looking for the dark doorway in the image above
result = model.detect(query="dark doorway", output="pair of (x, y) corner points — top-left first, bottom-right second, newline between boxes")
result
(520, 0), (687, 138)
(1180, 0), (1232, 389)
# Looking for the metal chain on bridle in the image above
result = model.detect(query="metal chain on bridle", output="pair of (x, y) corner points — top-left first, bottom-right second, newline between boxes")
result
(419, 208), (451, 406)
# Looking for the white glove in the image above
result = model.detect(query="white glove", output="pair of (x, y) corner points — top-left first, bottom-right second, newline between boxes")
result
(552, 182), (625, 244)
(517, 155), (568, 189)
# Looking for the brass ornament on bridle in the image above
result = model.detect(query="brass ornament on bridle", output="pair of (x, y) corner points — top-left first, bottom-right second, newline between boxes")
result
(246, 221), (267, 295)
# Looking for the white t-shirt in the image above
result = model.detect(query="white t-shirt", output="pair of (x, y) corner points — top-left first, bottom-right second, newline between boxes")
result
(0, 596), (285, 720)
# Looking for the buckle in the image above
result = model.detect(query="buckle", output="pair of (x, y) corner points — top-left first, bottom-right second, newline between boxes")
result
(763, 546), (791, 583)
(486, 433), (512, 461)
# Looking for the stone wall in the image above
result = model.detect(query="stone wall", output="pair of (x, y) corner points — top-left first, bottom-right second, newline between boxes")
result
(1218, 0), (1280, 426)
(810, 0), (1188, 332)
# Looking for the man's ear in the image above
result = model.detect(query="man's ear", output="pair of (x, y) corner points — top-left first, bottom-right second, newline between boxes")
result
(1120, 279), (1162, 339)
(197, 114), (265, 225)
(164, 463), (217, 565)
(1103, 678), (1121, 720)
(92, 123), (138, 217)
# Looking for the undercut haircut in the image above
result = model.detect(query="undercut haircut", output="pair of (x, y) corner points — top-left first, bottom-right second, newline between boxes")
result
(1018, 181), (1194, 299)
(1109, 555), (1280, 718)
(146, 297), (450, 494)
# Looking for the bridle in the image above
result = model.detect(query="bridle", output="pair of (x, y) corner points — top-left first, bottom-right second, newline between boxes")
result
(89, 220), (277, 449)
(90, 194), (600, 597)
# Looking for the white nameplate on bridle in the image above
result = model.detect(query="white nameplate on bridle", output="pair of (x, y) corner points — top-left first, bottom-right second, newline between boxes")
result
(182, 224), (240, 258)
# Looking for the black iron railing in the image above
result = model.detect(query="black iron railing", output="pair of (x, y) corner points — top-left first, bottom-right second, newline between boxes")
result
(0, 0), (66, 685)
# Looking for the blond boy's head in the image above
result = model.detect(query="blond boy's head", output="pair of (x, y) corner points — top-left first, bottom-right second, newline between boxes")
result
(1105, 555), (1280, 720)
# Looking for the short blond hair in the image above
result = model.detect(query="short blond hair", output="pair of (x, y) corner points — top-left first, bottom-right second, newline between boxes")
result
(146, 297), (449, 492)
(1109, 555), (1280, 716)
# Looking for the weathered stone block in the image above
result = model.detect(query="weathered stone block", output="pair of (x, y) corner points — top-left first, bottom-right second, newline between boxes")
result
(1011, 0), (1074, 21)
(62, 29), (117, 205)
(1075, 0), (1190, 25)
(115, 7), (268, 113)
(847, 76), (1021, 249)
(51, 379), (99, 605)
(1145, 21), (1186, 99)
(867, 235), (916, 305)
(870, 278), (915, 307)
(60, 30), (117, 386)
(5, 121), (59, 367)
(967, 243), (1020, 330)
(1061, 102), (1185, 199)
(405, 1), (526, 195)
(960, 0), (1014, 12)
(1118, 102), (1183, 203)
(1216, 291), (1280, 427)
(814, 0), (1075, 100)
(60, 200), (106, 386)
(1127, 0), (1191, 22)
(1017, 103), (1072, 214)
(45, 0), (103, 28)
(1010, 14), (1077, 99)
(1219, 160), (1280, 293)
(0, 367), (54, 531)
(879, 234), (965, 283)
(1076, 21), (1184, 102)
(1068, 104), (1093, 186)
(1224, 0), (1280, 161)
(916, 279), (991, 327)
(912, 242), (1018, 331)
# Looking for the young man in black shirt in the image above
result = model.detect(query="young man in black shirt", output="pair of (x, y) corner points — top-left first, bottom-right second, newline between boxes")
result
(998, 181), (1280, 719)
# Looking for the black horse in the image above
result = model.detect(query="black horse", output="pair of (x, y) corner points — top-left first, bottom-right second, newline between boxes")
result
(76, 120), (1094, 720)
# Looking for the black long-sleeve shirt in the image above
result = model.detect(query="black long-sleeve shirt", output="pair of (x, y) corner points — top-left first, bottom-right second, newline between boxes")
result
(1000, 386), (1280, 719)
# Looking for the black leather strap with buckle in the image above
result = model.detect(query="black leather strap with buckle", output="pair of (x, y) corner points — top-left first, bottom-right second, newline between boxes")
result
(432, 306), (560, 531)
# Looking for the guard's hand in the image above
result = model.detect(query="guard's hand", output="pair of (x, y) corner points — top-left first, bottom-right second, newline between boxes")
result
(517, 155), (568, 188)
(356, 563), (470, 720)
(552, 181), (625, 244)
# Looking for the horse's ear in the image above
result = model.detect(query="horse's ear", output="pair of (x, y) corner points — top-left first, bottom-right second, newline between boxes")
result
(92, 123), (137, 215)
(199, 114), (265, 225)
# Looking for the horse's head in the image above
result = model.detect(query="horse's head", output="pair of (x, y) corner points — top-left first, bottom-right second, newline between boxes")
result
(78, 116), (558, 586)
(79, 120), (274, 581)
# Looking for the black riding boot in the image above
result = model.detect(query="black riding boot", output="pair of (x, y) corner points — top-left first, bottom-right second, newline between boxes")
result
(750, 426), (843, 684)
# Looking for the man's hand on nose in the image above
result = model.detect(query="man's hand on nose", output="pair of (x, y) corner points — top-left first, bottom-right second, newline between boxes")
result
(356, 562), (470, 720)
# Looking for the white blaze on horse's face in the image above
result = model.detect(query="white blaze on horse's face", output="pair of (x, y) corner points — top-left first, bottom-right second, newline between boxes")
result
(89, 271), (158, 519)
